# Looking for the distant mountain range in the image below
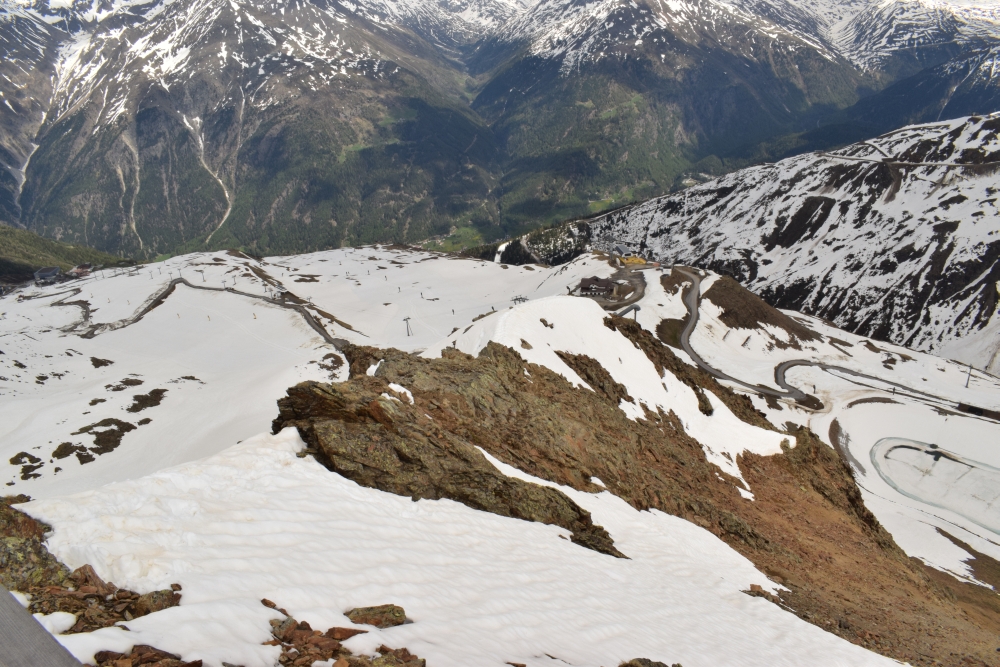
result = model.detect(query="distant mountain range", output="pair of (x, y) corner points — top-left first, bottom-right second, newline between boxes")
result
(1, 0), (1000, 258)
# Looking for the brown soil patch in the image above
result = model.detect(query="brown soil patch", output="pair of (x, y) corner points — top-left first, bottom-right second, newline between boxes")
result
(9, 452), (43, 480)
(275, 323), (1000, 666)
(828, 419), (867, 475)
(846, 396), (901, 408)
(106, 377), (143, 392)
(556, 351), (633, 405)
(472, 310), (496, 322)
(52, 442), (87, 460)
(312, 307), (356, 332)
(655, 317), (687, 349)
(931, 528), (1000, 634)
(90, 357), (114, 368)
(72, 418), (136, 454)
(126, 388), (167, 413)
(703, 276), (820, 348)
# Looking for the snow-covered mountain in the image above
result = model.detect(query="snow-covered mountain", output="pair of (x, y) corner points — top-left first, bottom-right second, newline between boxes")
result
(3, 0), (1000, 258)
(583, 112), (1000, 371)
(4, 246), (1000, 666)
(477, 0), (840, 74)
(833, 0), (1000, 70)
(476, 0), (1000, 74)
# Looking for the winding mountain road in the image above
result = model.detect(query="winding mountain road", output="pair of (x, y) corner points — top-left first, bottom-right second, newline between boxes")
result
(672, 267), (992, 414)
(34, 277), (349, 349)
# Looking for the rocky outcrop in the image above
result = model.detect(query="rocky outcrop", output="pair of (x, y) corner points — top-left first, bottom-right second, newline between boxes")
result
(275, 331), (1000, 666)
(91, 645), (202, 667)
(1, 494), (69, 590)
(272, 357), (623, 558)
(263, 602), (424, 667)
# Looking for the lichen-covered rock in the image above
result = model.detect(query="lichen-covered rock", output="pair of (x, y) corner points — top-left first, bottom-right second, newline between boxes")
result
(132, 589), (182, 617)
(0, 535), (70, 590)
(0, 495), (70, 590)
(345, 604), (407, 629)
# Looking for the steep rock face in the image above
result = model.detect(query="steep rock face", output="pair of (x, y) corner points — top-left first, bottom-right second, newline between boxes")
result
(273, 319), (1000, 667)
(271, 347), (624, 558)
(585, 114), (1000, 370)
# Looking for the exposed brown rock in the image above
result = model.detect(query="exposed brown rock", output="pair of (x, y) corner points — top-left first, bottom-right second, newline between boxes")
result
(555, 351), (633, 405)
(263, 606), (423, 667)
(0, 502), (182, 631)
(327, 627), (369, 641)
(272, 355), (624, 558)
(345, 604), (407, 628)
(89, 644), (202, 667)
(132, 589), (182, 617)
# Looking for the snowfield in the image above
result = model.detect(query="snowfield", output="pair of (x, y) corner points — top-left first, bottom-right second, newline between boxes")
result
(25, 428), (898, 667)
(0, 247), (610, 497)
(4, 245), (1000, 666)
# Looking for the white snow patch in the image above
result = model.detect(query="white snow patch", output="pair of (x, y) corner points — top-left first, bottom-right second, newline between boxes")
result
(34, 611), (78, 635)
(387, 382), (413, 403)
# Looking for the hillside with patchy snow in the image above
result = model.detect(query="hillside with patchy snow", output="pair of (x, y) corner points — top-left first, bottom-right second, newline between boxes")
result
(4, 247), (1000, 666)
(584, 112), (1000, 373)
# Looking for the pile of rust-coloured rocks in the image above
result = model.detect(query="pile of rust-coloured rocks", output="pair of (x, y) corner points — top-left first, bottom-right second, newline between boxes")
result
(27, 564), (181, 633)
(264, 600), (425, 667)
(89, 644), (202, 667)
